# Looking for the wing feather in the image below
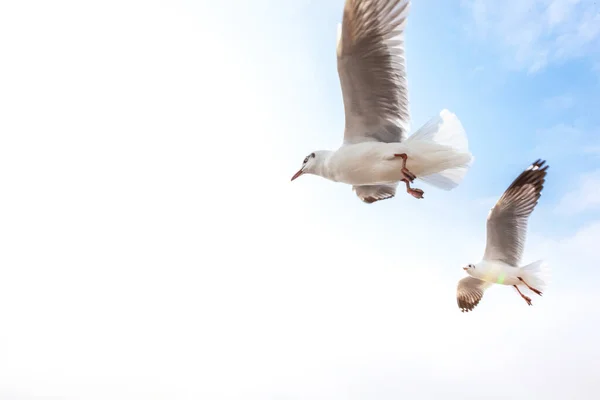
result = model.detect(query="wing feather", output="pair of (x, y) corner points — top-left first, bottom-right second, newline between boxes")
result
(483, 160), (548, 266)
(337, 0), (411, 144)
(353, 183), (397, 203)
(457, 277), (491, 313)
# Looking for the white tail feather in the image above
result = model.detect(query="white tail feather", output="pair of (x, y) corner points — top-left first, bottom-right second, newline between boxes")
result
(405, 109), (469, 152)
(419, 165), (471, 190)
(519, 260), (550, 295)
(403, 109), (473, 190)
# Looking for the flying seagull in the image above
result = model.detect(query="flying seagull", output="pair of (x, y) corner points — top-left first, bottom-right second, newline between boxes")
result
(457, 159), (550, 313)
(290, 0), (473, 203)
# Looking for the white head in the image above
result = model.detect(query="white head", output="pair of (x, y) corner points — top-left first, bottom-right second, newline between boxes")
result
(463, 263), (476, 275)
(290, 151), (328, 181)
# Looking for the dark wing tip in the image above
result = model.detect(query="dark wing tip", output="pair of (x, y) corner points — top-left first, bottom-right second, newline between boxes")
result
(360, 193), (395, 204)
(354, 184), (396, 204)
(457, 281), (484, 313)
(505, 159), (549, 195)
(457, 295), (480, 313)
(531, 159), (549, 172)
(487, 158), (549, 221)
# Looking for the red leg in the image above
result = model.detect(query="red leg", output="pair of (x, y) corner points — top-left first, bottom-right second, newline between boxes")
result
(394, 153), (416, 182)
(513, 285), (533, 306)
(401, 178), (424, 199)
(518, 277), (543, 296)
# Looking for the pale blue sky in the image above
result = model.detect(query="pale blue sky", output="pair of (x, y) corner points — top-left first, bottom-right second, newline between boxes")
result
(0, 0), (599, 399)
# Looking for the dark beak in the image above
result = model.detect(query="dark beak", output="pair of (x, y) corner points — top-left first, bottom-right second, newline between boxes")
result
(291, 169), (303, 181)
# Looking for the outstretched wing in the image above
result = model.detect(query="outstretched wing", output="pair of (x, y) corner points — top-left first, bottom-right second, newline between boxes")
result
(457, 277), (491, 313)
(337, 0), (411, 144)
(353, 183), (397, 203)
(483, 160), (548, 266)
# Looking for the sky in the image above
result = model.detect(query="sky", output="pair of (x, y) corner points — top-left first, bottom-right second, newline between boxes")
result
(0, 0), (599, 399)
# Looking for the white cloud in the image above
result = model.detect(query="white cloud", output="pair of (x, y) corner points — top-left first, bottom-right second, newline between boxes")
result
(528, 219), (600, 288)
(584, 144), (600, 156)
(462, 0), (600, 72)
(555, 170), (600, 214)
(472, 195), (499, 212)
(532, 122), (600, 159)
(542, 94), (575, 110)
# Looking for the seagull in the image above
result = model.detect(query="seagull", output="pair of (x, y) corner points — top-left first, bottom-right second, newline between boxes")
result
(457, 159), (550, 313)
(290, 0), (473, 203)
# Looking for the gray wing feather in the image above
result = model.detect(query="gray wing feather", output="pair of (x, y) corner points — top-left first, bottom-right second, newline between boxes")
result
(337, 0), (411, 144)
(353, 183), (397, 203)
(457, 277), (491, 313)
(483, 160), (548, 266)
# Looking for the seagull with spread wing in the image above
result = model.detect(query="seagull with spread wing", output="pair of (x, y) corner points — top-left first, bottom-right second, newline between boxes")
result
(290, 0), (473, 203)
(457, 159), (550, 313)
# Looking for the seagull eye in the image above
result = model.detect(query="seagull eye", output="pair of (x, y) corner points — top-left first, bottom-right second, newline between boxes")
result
(303, 156), (309, 164)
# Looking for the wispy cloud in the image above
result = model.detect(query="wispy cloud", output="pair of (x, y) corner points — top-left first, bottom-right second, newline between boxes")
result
(542, 94), (575, 111)
(555, 170), (600, 215)
(532, 123), (581, 157)
(593, 61), (600, 82)
(473, 195), (498, 211)
(532, 122), (600, 160)
(461, 0), (600, 73)
(584, 145), (600, 156)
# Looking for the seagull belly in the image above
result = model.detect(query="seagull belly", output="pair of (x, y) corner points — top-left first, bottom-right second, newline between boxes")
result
(330, 143), (409, 185)
(474, 261), (521, 286)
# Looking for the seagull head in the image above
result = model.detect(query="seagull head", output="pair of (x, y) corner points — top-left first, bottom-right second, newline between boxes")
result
(290, 151), (322, 181)
(463, 263), (475, 272)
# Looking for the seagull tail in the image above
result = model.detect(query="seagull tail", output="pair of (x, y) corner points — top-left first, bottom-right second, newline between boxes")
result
(403, 109), (474, 190)
(519, 260), (550, 295)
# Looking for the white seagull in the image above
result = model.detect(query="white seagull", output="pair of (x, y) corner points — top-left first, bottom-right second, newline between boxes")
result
(290, 0), (473, 203)
(457, 159), (550, 313)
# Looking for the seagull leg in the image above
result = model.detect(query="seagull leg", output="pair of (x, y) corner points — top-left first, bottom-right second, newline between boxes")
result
(517, 277), (543, 296)
(401, 178), (424, 199)
(394, 153), (416, 182)
(513, 285), (533, 306)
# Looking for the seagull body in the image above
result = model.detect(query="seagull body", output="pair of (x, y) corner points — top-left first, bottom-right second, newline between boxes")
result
(309, 134), (471, 187)
(457, 160), (550, 313)
(291, 0), (473, 203)
(467, 260), (525, 287)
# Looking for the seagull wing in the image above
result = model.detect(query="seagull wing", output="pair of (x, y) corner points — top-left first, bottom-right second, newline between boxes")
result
(353, 183), (397, 203)
(337, 0), (411, 144)
(483, 160), (548, 266)
(457, 277), (491, 313)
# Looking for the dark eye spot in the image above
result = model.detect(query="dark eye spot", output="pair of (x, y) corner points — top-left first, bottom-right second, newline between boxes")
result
(303, 153), (315, 164)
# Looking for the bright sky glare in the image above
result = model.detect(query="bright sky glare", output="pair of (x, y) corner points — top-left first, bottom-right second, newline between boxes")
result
(1, 0), (599, 399)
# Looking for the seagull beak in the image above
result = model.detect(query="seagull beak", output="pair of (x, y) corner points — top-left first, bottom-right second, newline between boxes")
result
(463, 267), (468, 271)
(290, 169), (303, 181)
